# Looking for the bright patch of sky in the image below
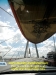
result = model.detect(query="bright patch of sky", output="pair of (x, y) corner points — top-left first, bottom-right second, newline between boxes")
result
(0, 0), (56, 60)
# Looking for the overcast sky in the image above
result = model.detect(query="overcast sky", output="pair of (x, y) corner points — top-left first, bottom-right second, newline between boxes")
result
(0, 0), (56, 59)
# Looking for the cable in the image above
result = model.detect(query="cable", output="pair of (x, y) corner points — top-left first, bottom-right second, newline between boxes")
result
(2, 35), (20, 58)
(0, 7), (13, 17)
(0, 36), (14, 44)
(0, 29), (20, 44)
(10, 49), (18, 60)
(0, 5), (20, 59)
(0, 25), (18, 28)
(3, 47), (12, 57)
(2, 42), (18, 58)
(16, 51), (19, 60)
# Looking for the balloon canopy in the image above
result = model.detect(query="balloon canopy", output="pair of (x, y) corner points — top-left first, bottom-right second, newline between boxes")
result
(8, 0), (56, 44)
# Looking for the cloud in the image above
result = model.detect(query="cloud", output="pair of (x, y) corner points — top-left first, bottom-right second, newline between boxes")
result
(6, 29), (23, 44)
(0, 20), (56, 58)
(21, 38), (27, 44)
(42, 39), (54, 47)
(6, 21), (10, 24)
(0, 21), (15, 40)
(6, 8), (13, 16)
(0, 44), (12, 57)
(0, 20), (23, 45)
(0, 20), (27, 58)
(53, 33), (56, 37)
(7, 8), (11, 13)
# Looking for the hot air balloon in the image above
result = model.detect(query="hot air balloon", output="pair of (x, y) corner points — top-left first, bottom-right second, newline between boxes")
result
(8, 0), (56, 44)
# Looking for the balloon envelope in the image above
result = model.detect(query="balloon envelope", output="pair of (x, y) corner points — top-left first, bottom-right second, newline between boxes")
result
(8, 0), (56, 44)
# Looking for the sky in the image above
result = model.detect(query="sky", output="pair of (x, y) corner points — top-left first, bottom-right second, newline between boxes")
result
(0, 0), (56, 59)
